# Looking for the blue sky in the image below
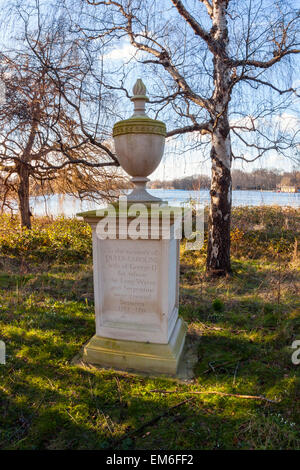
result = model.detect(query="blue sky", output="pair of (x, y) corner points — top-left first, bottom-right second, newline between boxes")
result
(97, 0), (300, 179)
(0, 0), (299, 180)
(104, 37), (300, 179)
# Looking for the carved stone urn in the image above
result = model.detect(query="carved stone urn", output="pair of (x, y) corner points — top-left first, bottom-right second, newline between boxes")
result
(113, 79), (166, 202)
(77, 78), (187, 377)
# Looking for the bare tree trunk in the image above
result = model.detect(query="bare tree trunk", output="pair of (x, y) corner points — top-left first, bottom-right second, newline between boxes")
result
(206, 0), (232, 276)
(17, 164), (32, 229)
(207, 114), (232, 276)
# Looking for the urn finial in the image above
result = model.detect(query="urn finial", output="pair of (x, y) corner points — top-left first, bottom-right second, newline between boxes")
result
(131, 78), (149, 116)
(132, 79), (147, 98)
(113, 77), (166, 203)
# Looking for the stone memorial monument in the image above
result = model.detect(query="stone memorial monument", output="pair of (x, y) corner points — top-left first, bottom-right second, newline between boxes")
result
(77, 79), (187, 376)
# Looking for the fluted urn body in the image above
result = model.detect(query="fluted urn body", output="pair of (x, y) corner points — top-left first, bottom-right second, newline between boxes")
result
(113, 79), (166, 202)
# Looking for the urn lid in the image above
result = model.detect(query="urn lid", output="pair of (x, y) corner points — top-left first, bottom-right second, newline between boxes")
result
(113, 79), (166, 138)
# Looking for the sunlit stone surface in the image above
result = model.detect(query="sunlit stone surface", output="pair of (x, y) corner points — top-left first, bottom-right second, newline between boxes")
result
(77, 79), (186, 376)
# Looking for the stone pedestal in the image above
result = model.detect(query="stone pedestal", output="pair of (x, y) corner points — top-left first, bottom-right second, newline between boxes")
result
(77, 209), (187, 376)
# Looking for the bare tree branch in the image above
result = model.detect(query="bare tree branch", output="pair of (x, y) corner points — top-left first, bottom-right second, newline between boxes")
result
(167, 122), (212, 137)
(170, 0), (215, 51)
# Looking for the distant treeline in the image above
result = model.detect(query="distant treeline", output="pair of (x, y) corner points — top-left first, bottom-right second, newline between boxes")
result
(150, 169), (300, 191)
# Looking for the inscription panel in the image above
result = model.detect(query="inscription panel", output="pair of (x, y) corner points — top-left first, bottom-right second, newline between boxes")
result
(100, 239), (161, 328)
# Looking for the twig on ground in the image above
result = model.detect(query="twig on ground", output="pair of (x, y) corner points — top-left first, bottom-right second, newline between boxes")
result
(115, 376), (123, 405)
(109, 397), (195, 447)
(203, 358), (243, 374)
(149, 390), (280, 404)
(233, 361), (240, 385)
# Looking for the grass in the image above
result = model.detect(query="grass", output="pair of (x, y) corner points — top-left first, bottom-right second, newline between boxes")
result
(0, 206), (299, 450)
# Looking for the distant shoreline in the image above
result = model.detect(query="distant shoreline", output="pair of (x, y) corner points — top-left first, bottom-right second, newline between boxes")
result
(149, 188), (299, 193)
(30, 187), (299, 197)
(4, 189), (299, 219)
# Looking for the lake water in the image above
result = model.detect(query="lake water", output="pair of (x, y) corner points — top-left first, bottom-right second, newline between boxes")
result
(30, 189), (299, 217)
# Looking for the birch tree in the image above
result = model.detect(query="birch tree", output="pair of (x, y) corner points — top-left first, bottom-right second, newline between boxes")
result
(70, 0), (300, 276)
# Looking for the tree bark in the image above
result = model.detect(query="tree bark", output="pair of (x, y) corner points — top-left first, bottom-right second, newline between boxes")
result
(206, 114), (232, 276)
(17, 163), (32, 229)
(206, 0), (232, 276)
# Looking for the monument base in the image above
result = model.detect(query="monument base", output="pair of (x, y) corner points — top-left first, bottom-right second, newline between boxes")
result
(82, 317), (187, 376)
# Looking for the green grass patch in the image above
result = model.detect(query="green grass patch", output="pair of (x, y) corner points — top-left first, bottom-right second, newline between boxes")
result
(0, 206), (299, 449)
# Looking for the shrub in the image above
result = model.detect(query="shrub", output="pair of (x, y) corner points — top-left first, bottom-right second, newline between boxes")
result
(0, 215), (92, 263)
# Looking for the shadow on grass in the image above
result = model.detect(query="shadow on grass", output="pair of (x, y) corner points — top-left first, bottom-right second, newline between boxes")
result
(0, 266), (94, 302)
(0, 256), (299, 450)
(1, 361), (288, 450)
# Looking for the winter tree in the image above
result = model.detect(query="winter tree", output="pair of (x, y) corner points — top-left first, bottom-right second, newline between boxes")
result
(66, 0), (300, 275)
(0, 13), (121, 228)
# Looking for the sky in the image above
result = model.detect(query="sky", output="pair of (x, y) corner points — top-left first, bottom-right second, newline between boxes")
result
(99, 0), (300, 180)
(105, 38), (300, 180)
(0, 0), (299, 181)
